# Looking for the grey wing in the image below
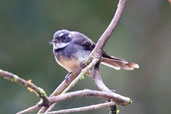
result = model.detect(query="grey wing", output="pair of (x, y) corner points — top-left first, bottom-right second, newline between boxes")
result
(71, 31), (95, 51)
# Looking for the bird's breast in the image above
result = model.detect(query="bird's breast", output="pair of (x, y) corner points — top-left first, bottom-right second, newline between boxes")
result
(54, 50), (91, 72)
(55, 56), (80, 72)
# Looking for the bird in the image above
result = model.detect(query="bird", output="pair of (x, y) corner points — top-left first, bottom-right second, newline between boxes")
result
(49, 29), (139, 77)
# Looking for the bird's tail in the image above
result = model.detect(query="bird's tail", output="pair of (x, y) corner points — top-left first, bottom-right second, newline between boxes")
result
(101, 56), (139, 70)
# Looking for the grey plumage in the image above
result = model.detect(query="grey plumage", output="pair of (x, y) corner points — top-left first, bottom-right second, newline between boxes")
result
(50, 29), (139, 72)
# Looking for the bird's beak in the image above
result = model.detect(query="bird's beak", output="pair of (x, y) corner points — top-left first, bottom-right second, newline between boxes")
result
(49, 39), (59, 45)
(49, 40), (53, 45)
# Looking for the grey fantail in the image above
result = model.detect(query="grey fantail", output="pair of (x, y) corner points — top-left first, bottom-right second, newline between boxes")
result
(50, 29), (139, 74)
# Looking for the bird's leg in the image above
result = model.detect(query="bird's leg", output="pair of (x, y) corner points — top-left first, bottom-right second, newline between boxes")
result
(80, 61), (86, 68)
(65, 72), (72, 82)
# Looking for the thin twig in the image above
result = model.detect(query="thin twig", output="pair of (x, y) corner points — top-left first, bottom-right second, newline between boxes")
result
(16, 0), (129, 113)
(93, 69), (131, 106)
(93, 67), (118, 114)
(38, 68), (82, 113)
(45, 102), (115, 114)
(16, 104), (40, 114)
(63, 58), (99, 94)
(50, 68), (82, 97)
(90, 0), (128, 59)
(44, 58), (99, 112)
(0, 69), (49, 106)
(1, 1), (129, 113)
(40, 0), (128, 113)
(91, 0), (128, 112)
(93, 67), (111, 92)
(48, 89), (131, 106)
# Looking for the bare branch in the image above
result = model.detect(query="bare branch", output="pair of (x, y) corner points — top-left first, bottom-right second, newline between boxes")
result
(0, 69), (49, 106)
(16, 104), (40, 114)
(48, 89), (131, 106)
(49, 68), (82, 97)
(0, 0), (130, 114)
(90, 0), (128, 59)
(90, 0), (128, 112)
(39, 0), (128, 113)
(93, 67), (111, 92)
(38, 68), (82, 113)
(92, 67), (118, 113)
(62, 58), (99, 94)
(6, 0), (130, 113)
(44, 58), (98, 113)
(45, 102), (115, 114)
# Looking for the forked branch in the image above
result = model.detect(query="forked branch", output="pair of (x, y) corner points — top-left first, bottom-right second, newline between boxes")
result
(0, 0), (129, 114)
(41, 0), (128, 113)
(0, 69), (49, 107)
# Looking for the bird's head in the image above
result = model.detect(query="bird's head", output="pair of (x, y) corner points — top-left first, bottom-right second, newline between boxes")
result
(49, 29), (72, 50)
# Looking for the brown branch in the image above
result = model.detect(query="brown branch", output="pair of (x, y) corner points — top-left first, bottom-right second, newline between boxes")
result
(0, 69), (49, 107)
(48, 89), (131, 106)
(49, 68), (82, 97)
(43, 58), (99, 113)
(93, 67), (111, 92)
(90, 0), (127, 59)
(39, 0), (128, 113)
(16, 104), (40, 114)
(93, 67), (117, 114)
(61, 59), (99, 95)
(44, 102), (115, 114)
(93, 68), (131, 106)
(90, 0), (128, 112)
(9, 0), (129, 113)
(0, 1), (129, 114)
(38, 68), (82, 113)
(93, 67), (121, 114)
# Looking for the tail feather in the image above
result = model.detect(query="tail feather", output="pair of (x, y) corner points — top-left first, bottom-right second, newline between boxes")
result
(101, 56), (139, 70)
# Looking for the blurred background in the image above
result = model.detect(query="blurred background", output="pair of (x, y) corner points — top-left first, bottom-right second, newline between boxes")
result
(0, 0), (171, 114)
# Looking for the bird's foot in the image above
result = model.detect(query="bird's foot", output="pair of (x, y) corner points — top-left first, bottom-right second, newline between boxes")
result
(65, 72), (72, 82)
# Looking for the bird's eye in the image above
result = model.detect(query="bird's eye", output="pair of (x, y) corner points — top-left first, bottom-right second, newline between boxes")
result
(58, 33), (71, 43)
(61, 35), (66, 39)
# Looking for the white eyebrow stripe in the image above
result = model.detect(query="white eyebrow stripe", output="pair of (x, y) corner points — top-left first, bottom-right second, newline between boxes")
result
(59, 33), (64, 37)
(68, 34), (72, 38)
(53, 42), (70, 49)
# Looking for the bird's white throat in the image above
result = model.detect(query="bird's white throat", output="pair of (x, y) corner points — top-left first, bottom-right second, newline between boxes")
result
(53, 42), (70, 50)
